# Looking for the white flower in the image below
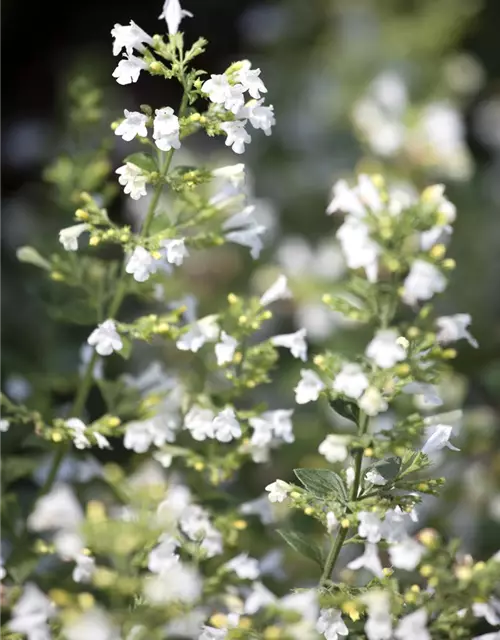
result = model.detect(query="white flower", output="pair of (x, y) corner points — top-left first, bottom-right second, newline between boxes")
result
(115, 110), (148, 141)
(160, 238), (189, 266)
(0, 419), (10, 432)
(148, 535), (179, 573)
(215, 331), (238, 365)
(244, 582), (277, 614)
(176, 315), (220, 352)
(224, 84), (246, 114)
(337, 216), (380, 282)
(28, 484), (83, 532)
(436, 313), (478, 348)
(473, 598), (500, 626)
(225, 553), (260, 580)
(359, 387), (388, 417)
(112, 53), (147, 85)
(200, 615), (240, 640)
(295, 369), (325, 404)
(316, 608), (348, 640)
(260, 274), (292, 306)
(184, 406), (216, 441)
(327, 179), (365, 217)
(394, 609), (430, 640)
(94, 432), (111, 449)
(318, 434), (349, 463)
(265, 409), (294, 443)
(358, 511), (384, 543)
(180, 505), (223, 557)
(402, 259), (446, 305)
(123, 414), (177, 453)
(144, 560), (202, 605)
(271, 328), (308, 361)
(73, 553), (95, 583)
(362, 590), (392, 640)
(381, 508), (411, 544)
(9, 583), (54, 640)
(66, 418), (90, 450)
(64, 608), (120, 640)
(212, 407), (241, 443)
(240, 494), (275, 525)
(236, 65), (267, 99)
(265, 479), (291, 503)
(153, 107), (181, 151)
(159, 0), (193, 35)
(220, 120), (251, 154)
(389, 537), (425, 570)
(223, 205), (265, 258)
(212, 163), (246, 187)
(87, 319), (122, 356)
(59, 224), (90, 251)
(366, 329), (406, 369)
(111, 21), (152, 56)
(365, 469), (387, 486)
(116, 163), (148, 200)
(402, 381), (442, 407)
(126, 246), (158, 282)
(240, 100), (275, 135)
(422, 424), (459, 455)
(327, 512), (338, 533)
(202, 74), (231, 103)
(356, 174), (384, 212)
(347, 543), (384, 577)
(333, 363), (369, 399)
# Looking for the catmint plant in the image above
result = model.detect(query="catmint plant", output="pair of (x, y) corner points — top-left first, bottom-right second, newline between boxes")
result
(1, 2), (499, 640)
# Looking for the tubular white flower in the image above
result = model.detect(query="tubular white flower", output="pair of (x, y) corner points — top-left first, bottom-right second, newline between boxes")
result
(87, 319), (123, 356)
(212, 407), (241, 443)
(318, 434), (349, 463)
(260, 274), (292, 306)
(153, 107), (181, 151)
(126, 246), (158, 282)
(336, 216), (380, 282)
(402, 259), (446, 305)
(239, 100), (275, 135)
(363, 590), (393, 640)
(176, 316), (220, 352)
(333, 363), (369, 399)
(184, 406), (216, 441)
(224, 84), (246, 114)
(28, 484), (83, 532)
(359, 386), (388, 416)
(115, 110), (148, 141)
(59, 224), (90, 251)
(472, 598), (500, 626)
(144, 561), (202, 605)
(66, 418), (91, 450)
(215, 331), (238, 365)
(295, 369), (325, 404)
(357, 511), (384, 543)
(160, 238), (189, 265)
(116, 163), (148, 200)
(265, 479), (291, 503)
(366, 329), (407, 369)
(422, 424), (460, 455)
(8, 583), (54, 640)
(225, 553), (260, 580)
(271, 328), (308, 361)
(236, 64), (267, 99)
(327, 179), (365, 217)
(112, 53), (147, 85)
(159, 0), (193, 35)
(436, 313), (478, 348)
(394, 609), (430, 640)
(388, 537), (425, 570)
(111, 21), (152, 56)
(402, 381), (442, 407)
(212, 163), (246, 187)
(220, 120), (251, 154)
(316, 608), (348, 640)
(202, 74), (231, 104)
(347, 543), (384, 577)
(148, 535), (179, 573)
(72, 554), (95, 584)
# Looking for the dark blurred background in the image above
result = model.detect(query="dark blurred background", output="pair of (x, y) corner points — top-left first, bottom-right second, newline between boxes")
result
(2, 0), (500, 576)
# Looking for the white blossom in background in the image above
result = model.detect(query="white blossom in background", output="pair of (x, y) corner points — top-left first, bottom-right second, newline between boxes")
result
(0, 419), (10, 432)
(366, 329), (406, 369)
(8, 583), (54, 640)
(333, 363), (369, 399)
(212, 407), (241, 442)
(66, 418), (91, 450)
(124, 415), (177, 453)
(87, 319), (123, 356)
(436, 313), (478, 348)
(265, 479), (291, 503)
(295, 369), (325, 404)
(326, 511), (338, 533)
(111, 21), (152, 56)
(327, 179), (365, 217)
(220, 120), (251, 154)
(422, 424), (460, 455)
(473, 598), (500, 626)
(200, 614), (240, 640)
(153, 107), (181, 151)
(28, 484), (83, 532)
(389, 537), (425, 570)
(126, 246), (158, 282)
(64, 608), (120, 640)
(316, 608), (348, 640)
(176, 315), (220, 352)
(184, 406), (216, 441)
(160, 238), (189, 265)
(223, 206), (266, 258)
(402, 381), (443, 407)
(116, 163), (148, 200)
(179, 505), (223, 557)
(144, 560), (201, 605)
(72, 553), (96, 583)
(225, 553), (260, 580)
(394, 609), (430, 640)
(402, 259), (446, 305)
(359, 386), (388, 416)
(318, 434), (349, 463)
(215, 331), (238, 365)
(236, 63), (267, 99)
(112, 53), (147, 85)
(115, 110), (148, 141)
(336, 216), (380, 282)
(271, 328), (307, 361)
(244, 581), (277, 614)
(159, 0), (193, 35)
(357, 511), (384, 543)
(240, 494), (275, 525)
(148, 535), (179, 573)
(260, 274), (292, 306)
(381, 508), (411, 544)
(363, 590), (393, 640)
(347, 543), (384, 577)
(59, 224), (90, 251)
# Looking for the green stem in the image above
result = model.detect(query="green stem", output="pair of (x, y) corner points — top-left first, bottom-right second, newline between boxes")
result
(319, 411), (369, 587)
(40, 89), (190, 496)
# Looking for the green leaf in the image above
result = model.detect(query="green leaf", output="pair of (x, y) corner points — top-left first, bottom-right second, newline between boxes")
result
(294, 468), (348, 501)
(329, 398), (359, 424)
(124, 152), (157, 173)
(117, 335), (133, 360)
(16, 246), (51, 271)
(276, 529), (324, 566)
(2, 456), (41, 484)
(47, 300), (98, 325)
(373, 456), (402, 481)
